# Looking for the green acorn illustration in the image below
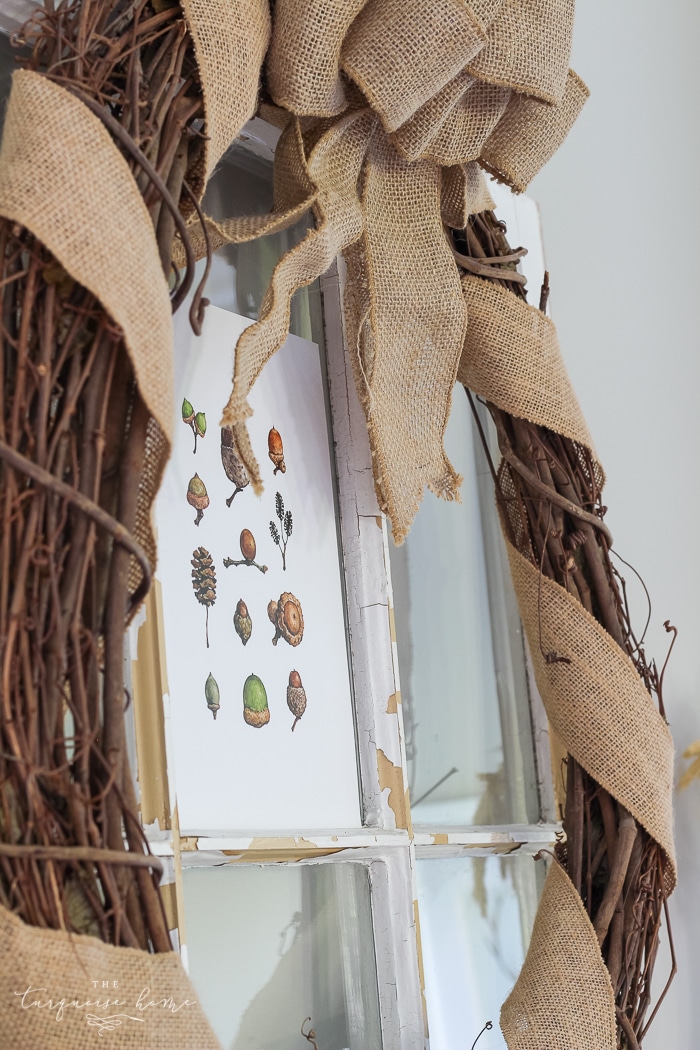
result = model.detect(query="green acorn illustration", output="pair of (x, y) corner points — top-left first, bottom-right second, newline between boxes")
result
(205, 673), (220, 720)
(181, 397), (195, 425)
(287, 670), (307, 731)
(182, 396), (206, 452)
(187, 473), (210, 526)
(234, 599), (252, 645)
(243, 673), (270, 728)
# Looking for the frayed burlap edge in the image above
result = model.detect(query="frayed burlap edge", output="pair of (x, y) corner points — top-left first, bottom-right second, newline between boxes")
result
(500, 860), (616, 1050)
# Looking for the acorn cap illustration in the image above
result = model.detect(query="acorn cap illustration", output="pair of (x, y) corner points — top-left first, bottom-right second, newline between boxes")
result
(221, 426), (250, 506)
(268, 592), (304, 646)
(268, 427), (286, 475)
(195, 411), (207, 439)
(205, 673), (220, 720)
(243, 673), (270, 728)
(187, 473), (209, 526)
(233, 598), (252, 645)
(287, 670), (307, 731)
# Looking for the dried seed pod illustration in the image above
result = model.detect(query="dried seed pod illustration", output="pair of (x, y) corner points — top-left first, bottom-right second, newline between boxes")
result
(233, 598), (252, 645)
(268, 592), (304, 646)
(243, 673), (270, 728)
(269, 491), (293, 571)
(223, 529), (268, 574)
(187, 473), (210, 526)
(268, 426), (286, 475)
(221, 426), (250, 506)
(205, 672), (220, 720)
(287, 670), (307, 731)
(182, 397), (207, 453)
(191, 546), (216, 648)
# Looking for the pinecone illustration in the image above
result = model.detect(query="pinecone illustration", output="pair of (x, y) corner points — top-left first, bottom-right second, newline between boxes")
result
(191, 546), (216, 648)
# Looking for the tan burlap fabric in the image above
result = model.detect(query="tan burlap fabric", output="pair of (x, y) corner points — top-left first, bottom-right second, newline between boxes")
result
(267, 0), (369, 116)
(481, 69), (589, 192)
(500, 860), (617, 1050)
(196, 0), (588, 541)
(506, 542), (677, 885)
(346, 134), (469, 541)
(341, 0), (488, 133)
(467, 0), (575, 103)
(180, 0), (270, 189)
(441, 162), (496, 228)
(0, 904), (221, 1049)
(458, 275), (599, 462)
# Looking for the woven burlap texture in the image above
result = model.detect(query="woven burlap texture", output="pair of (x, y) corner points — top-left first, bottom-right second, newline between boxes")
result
(458, 275), (599, 463)
(346, 134), (469, 541)
(506, 541), (677, 885)
(441, 162), (496, 229)
(181, 0), (270, 189)
(499, 860), (617, 1050)
(192, 0), (588, 541)
(0, 904), (221, 1050)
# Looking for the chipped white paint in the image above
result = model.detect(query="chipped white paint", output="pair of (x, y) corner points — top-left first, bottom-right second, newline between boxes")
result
(321, 260), (411, 831)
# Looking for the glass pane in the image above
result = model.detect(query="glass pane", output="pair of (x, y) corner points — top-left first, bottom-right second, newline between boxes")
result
(416, 854), (544, 1049)
(182, 863), (383, 1050)
(201, 142), (319, 342)
(388, 390), (539, 824)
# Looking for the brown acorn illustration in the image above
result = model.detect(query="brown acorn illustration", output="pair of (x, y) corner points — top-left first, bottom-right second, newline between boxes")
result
(221, 426), (250, 506)
(191, 546), (216, 647)
(268, 592), (304, 646)
(187, 473), (210, 526)
(268, 426), (286, 475)
(223, 529), (268, 574)
(287, 670), (307, 731)
(233, 598), (252, 645)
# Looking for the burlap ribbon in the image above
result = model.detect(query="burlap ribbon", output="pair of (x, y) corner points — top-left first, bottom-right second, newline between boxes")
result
(180, 0), (589, 542)
(0, 903), (221, 1049)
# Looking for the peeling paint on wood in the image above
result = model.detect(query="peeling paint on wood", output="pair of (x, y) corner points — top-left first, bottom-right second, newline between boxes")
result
(377, 747), (410, 831)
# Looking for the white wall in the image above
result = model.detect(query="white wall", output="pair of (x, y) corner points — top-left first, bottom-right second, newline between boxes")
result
(529, 3), (700, 1045)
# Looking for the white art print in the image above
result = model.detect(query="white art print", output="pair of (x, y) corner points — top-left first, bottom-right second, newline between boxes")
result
(154, 306), (360, 832)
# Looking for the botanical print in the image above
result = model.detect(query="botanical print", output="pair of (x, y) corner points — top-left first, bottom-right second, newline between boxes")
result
(155, 306), (360, 830)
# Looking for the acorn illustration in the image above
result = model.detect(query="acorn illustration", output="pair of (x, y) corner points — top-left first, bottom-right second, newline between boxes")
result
(191, 546), (216, 647)
(233, 599), (252, 645)
(223, 529), (268, 574)
(221, 426), (250, 506)
(268, 427), (286, 475)
(268, 592), (304, 646)
(243, 673), (270, 728)
(205, 672), (220, 720)
(182, 397), (207, 453)
(181, 397), (195, 425)
(187, 473), (210, 526)
(287, 670), (307, 731)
